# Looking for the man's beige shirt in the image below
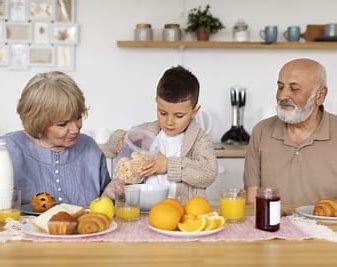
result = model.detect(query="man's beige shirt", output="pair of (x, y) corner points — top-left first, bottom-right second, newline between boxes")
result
(244, 110), (337, 205)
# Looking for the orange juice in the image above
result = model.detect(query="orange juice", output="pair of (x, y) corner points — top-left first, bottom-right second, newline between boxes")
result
(220, 197), (245, 222)
(0, 208), (21, 222)
(115, 206), (140, 220)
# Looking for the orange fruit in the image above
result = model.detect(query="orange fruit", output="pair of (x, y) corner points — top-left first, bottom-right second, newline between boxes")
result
(160, 198), (185, 218)
(185, 196), (213, 216)
(178, 217), (206, 232)
(149, 203), (181, 231)
(203, 216), (225, 231)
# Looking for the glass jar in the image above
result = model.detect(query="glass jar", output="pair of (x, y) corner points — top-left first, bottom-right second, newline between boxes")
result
(233, 19), (249, 42)
(255, 188), (280, 232)
(134, 23), (153, 41)
(162, 24), (182, 41)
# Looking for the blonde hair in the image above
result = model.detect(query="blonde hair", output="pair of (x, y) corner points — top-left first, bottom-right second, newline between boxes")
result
(17, 71), (88, 138)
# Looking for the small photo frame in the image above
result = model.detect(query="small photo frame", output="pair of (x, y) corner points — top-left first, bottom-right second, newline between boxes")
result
(9, 0), (26, 21)
(0, 44), (9, 66)
(9, 43), (28, 69)
(56, 45), (74, 70)
(55, 0), (75, 23)
(6, 22), (31, 42)
(0, 21), (5, 41)
(33, 21), (50, 44)
(29, 45), (54, 66)
(29, 0), (54, 21)
(51, 23), (78, 44)
(0, 0), (7, 20)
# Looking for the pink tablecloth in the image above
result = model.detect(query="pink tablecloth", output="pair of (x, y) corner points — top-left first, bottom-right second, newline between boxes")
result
(21, 216), (311, 242)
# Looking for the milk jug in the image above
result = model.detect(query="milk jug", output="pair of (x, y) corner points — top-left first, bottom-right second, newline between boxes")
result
(0, 139), (14, 209)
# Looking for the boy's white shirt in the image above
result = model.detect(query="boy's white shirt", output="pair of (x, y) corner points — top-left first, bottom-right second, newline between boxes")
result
(146, 129), (184, 197)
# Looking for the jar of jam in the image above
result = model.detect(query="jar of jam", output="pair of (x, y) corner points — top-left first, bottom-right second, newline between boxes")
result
(255, 188), (280, 232)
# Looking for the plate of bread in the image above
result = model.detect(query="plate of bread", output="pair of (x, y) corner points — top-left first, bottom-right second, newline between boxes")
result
(22, 203), (117, 238)
(296, 199), (337, 221)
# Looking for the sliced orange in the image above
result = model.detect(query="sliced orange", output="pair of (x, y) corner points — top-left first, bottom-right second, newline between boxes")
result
(181, 214), (196, 223)
(178, 217), (206, 232)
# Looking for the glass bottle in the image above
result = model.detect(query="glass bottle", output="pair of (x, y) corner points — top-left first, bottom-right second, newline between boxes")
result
(255, 188), (280, 232)
(233, 19), (249, 42)
(0, 139), (14, 209)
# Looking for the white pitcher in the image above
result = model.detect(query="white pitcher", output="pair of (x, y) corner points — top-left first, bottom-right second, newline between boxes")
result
(195, 109), (213, 135)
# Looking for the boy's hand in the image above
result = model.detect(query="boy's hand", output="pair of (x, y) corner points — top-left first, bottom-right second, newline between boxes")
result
(116, 134), (126, 153)
(140, 152), (168, 177)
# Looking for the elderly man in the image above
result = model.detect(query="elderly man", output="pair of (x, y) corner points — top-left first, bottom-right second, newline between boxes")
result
(244, 58), (337, 205)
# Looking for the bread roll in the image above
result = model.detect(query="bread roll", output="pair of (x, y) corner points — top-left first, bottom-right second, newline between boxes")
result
(48, 211), (78, 235)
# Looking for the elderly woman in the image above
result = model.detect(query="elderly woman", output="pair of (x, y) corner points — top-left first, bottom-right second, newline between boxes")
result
(2, 71), (110, 206)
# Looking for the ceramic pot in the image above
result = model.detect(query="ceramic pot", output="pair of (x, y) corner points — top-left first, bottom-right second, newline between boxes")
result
(196, 27), (210, 41)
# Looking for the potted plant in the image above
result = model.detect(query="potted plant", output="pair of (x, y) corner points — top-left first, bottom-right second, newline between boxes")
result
(185, 4), (224, 41)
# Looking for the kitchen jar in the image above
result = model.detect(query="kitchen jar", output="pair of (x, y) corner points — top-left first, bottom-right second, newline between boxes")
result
(255, 188), (280, 232)
(134, 23), (153, 41)
(232, 19), (249, 42)
(162, 24), (182, 41)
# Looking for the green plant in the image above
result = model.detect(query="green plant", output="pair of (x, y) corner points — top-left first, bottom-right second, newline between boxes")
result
(185, 5), (224, 34)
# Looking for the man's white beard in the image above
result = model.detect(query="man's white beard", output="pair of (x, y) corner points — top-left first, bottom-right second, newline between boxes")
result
(276, 94), (316, 124)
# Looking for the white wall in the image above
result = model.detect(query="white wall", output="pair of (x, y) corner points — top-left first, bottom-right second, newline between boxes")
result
(1, 0), (337, 142)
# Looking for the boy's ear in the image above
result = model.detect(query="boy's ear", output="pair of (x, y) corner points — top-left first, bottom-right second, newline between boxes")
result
(192, 105), (201, 118)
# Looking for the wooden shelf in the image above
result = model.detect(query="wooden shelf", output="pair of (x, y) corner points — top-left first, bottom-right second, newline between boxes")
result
(117, 40), (337, 49)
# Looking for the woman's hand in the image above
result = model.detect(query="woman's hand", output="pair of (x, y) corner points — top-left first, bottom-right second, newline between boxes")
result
(140, 152), (168, 177)
(102, 178), (125, 199)
(116, 134), (126, 153)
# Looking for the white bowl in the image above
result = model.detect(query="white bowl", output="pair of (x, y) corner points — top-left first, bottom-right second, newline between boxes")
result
(126, 184), (169, 211)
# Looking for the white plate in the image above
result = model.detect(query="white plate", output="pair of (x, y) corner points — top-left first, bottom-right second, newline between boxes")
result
(147, 224), (225, 237)
(22, 220), (117, 238)
(296, 205), (337, 221)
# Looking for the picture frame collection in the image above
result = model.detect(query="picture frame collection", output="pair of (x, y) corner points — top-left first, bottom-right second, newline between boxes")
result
(0, 0), (78, 70)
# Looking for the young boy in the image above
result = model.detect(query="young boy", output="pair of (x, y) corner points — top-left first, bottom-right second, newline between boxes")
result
(103, 66), (217, 200)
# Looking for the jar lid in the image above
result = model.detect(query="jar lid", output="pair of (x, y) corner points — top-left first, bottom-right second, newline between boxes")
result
(136, 23), (152, 29)
(164, 24), (180, 29)
(233, 19), (248, 30)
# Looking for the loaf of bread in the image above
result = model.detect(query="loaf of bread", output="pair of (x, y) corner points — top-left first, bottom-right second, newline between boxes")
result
(313, 199), (337, 217)
(77, 213), (111, 234)
(48, 211), (78, 235)
(31, 192), (56, 212)
(32, 203), (85, 233)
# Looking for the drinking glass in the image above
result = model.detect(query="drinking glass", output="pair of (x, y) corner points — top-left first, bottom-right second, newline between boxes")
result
(0, 190), (21, 230)
(219, 188), (245, 223)
(114, 187), (140, 221)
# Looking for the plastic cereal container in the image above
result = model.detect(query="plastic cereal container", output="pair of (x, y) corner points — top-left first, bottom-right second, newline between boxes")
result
(114, 127), (158, 184)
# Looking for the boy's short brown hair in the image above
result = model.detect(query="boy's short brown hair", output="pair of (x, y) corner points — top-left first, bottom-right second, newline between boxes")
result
(17, 71), (88, 138)
(156, 66), (199, 107)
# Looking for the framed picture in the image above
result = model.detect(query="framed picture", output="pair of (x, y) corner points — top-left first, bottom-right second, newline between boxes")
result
(8, 0), (26, 21)
(9, 43), (28, 69)
(0, 21), (5, 42)
(56, 45), (74, 70)
(6, 22), (31, 42)
(51, 23), (78, 44)
(29, 45), (54, 66)
(0, 44), (9, 66)
(0, 0), (7, 20)
(33, 21), (50, 44)
(29, 0), (54, 21)
(55, 0), (75, 23)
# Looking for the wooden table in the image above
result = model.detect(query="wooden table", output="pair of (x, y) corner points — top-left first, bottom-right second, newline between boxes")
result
(1, 205), (337, 267)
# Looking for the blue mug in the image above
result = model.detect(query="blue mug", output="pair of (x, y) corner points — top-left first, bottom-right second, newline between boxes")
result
(283, 26), (301, 42)
(260, 25), (278, 43)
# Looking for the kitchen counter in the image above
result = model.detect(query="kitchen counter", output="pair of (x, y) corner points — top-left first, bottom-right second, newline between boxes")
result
(99, 143), (247, 159)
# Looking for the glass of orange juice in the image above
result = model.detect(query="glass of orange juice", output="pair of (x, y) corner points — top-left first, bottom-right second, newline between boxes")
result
(0, 190), (21, 231)
(219, 188), (245, 223)
(115, 186), (140, 221)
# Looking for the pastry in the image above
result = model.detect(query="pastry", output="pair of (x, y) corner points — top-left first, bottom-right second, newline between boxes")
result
(313, 199), (337, 217)
(31, 192), (56, 212)
(48, 211), (78, 235)
(77, 213), (111, 234)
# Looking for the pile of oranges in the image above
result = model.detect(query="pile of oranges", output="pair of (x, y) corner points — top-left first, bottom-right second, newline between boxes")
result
(149, 196), (225, 232)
